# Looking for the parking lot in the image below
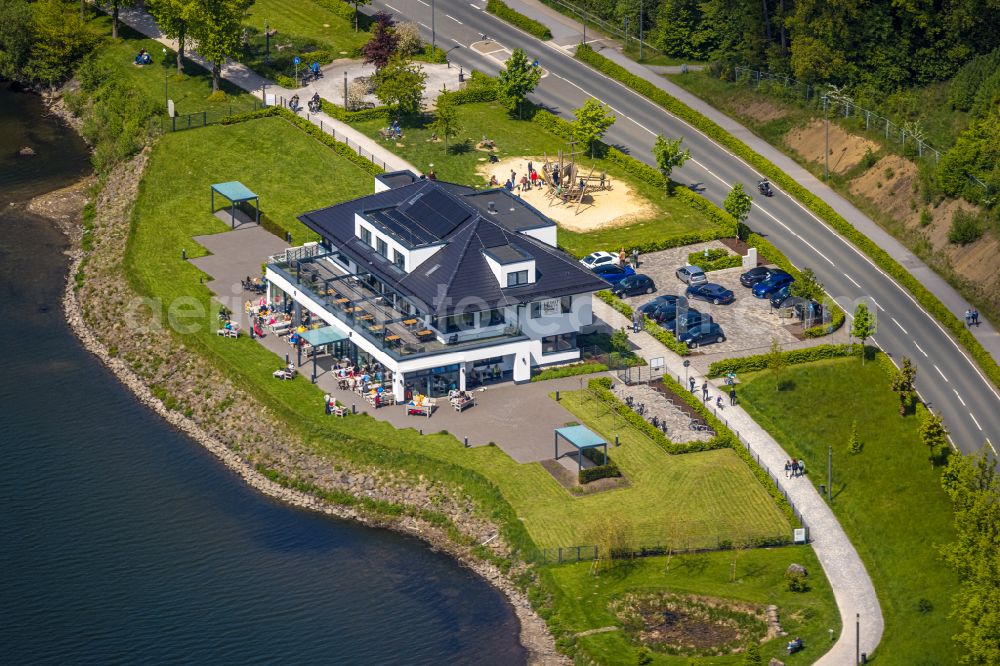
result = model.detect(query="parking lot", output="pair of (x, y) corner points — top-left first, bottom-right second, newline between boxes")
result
(618, 242), (847, 357)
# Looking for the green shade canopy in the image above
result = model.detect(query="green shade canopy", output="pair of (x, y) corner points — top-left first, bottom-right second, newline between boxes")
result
(554, 425), (606, 449)
(301, 326), (349, 347)
(211, 181), (258, 202)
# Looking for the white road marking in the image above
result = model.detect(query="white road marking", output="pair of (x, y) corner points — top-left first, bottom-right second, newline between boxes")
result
(385, 3), (401, 11)
(416, 0), (429, 5)
(987, 439), (997, 455)
(935, 365), (949, 382)
(450, 37), (462, 45)
(446, 14), (462, 23)
(954, 389), (966, 407)
(970, 412), (983, 431)
(892, 318), (908, 335)
(842, 272), (862, 289)
(914, 342), (927, 357)
(419, 22), (431, 29)
(470, 2), (482, 8)
(871, 298), (884, 312)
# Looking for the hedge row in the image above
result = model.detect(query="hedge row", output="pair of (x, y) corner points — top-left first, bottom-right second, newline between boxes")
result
(579, 462), (621, 484)
(486, 0), (553, 40)
(707, 343), (862, 377)
(803, 305), (846, 338)
(531, 361), (608, 382)
(320, 99), (391, 123)
(574, 43), (1000, 391)
(586, 378), (730, 454)
(594, 290), (690, 356)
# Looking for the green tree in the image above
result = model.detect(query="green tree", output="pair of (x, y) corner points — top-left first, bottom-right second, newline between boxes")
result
(767, 337), (785, 391)
(571, 98), (615, 158)
(851, 303), (876, 362)
(348, 0), (371, 32)
(0, 0), (35, 82)
(189, 0), (252, 92)
(428, 92), (461, 149)
(890, 356), (917, 416)
(373, 57), (426, 116)
(147, 0), (197, 74)
(724, 182), (752, 238)
(496, 47), (540, 118)
(920, 410), (948, 464)
(109, 0), (136, 40)
(848, 420), (863, 454)
(939, 451), (1000, 664)
(789, 267), (823, 301)
(651, 135), (690, 194)
(26, 0), (97, 85)
(742, 641), (763, 665)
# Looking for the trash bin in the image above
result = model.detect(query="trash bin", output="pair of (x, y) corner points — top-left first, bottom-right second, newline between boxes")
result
(819, 484), (826, 496)
(861, 653), (868, 664)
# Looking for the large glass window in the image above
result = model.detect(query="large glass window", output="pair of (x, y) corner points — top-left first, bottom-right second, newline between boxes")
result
(507, 270), (529, 287)
(433, 313), (475, 333)
(376, 238), (388, 258)
(480, 309), (505, 327)
(393, 249), (405, 269)
(359, 227), (372, 246)
(561, 295), (573, 313)
(542, 332), (577, 354)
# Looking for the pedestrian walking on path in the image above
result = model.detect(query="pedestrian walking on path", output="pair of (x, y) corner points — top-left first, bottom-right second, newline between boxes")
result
(701, 381), (709, 402)
(798, 458), (806, 476)
(689, 376), (696, 393)
(785, 459), (792, 478)
(729, 387), (737, 406)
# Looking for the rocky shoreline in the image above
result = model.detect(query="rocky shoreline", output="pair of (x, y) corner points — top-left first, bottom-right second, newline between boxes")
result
(41, 102), (565, 664)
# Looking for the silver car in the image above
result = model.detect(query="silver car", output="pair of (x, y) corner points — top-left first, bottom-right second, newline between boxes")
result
(676, 265), (707, 286)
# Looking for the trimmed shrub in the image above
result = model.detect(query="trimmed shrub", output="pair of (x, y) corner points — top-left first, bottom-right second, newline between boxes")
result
(579, 462), (621, 484)
(573, 44), (1000, 389)
(687, 248), (742, 271)
(486, 0), (553, 40)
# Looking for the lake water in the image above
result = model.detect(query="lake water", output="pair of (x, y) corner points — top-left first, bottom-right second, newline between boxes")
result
(0, 83), (525, 665)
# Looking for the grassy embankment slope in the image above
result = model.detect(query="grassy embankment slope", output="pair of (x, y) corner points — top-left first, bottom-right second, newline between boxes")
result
(738, 356), (960, 665)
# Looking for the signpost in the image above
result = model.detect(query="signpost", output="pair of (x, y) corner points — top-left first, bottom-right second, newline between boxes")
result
(293, 55), (301, 87)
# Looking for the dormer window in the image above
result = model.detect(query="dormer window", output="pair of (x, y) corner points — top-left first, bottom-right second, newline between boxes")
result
(376, 237), (388, 258)
(360, 227), (372, 246)
(507, 270), (529, 287)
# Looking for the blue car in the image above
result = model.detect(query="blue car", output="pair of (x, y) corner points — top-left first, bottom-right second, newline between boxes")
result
(639, 295), (687, 316)
(677, 322), (726, 348)
(593, 263), (636, 285)
(686, 283), (735, 305)
(752, 273), (795, 298)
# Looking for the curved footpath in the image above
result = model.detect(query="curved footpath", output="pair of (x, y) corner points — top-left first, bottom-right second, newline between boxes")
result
(109, 5), (879, 662)
(592, 298), (883, 664)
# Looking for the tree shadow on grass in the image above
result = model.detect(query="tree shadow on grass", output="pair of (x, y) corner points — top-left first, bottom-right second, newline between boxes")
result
(673, 554), (710, 576)
(777, 379), (796, 391)
(447, 138), (472, 155)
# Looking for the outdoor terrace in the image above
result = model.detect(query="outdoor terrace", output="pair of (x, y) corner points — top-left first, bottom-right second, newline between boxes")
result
(268, 251), (528, 361)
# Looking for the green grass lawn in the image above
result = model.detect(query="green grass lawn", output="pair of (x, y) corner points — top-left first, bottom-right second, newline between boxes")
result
(543, 546), (839, 665)
(350, 102), (719, 256)
(125, 116), (789, 555)
(241, 0), (371, 82)
(90, 17), (260, 118)
(737, 357), (960, 665)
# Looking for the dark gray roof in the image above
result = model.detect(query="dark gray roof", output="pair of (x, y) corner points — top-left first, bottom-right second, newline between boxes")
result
(297, 180), (605, 316)
(463, 188), (555, 231)
(483, 244), (531, 264)
(375, 170), (420, 189)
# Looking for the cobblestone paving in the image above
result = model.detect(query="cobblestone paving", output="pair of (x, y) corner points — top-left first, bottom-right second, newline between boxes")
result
(612, 383), (713, 443)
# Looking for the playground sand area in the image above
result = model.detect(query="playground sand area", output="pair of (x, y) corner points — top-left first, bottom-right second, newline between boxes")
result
(476, 157), (658, 232)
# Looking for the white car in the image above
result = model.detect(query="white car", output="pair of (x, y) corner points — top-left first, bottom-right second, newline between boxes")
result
(580, 251), (620, 269)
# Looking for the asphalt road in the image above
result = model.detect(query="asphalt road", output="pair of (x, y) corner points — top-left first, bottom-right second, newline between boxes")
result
(371, 0), (999, 457)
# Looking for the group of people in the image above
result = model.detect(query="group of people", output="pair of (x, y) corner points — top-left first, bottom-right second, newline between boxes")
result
(490, 163), (546, 193)
(964, 308), (981, 327)
(784, 458), (806, 478)
(687, 376), (738, 409)
(133, 49), (153, 66)
(386, 119), (403, 140)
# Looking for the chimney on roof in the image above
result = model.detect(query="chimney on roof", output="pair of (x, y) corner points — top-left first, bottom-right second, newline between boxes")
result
(487, 201), (497, 214)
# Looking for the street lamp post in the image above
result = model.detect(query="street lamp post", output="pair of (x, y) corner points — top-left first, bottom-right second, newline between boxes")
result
(431, 0), (436, 53)
(639, 0), (644, 61)
(823, 95), (830, 180)
(828, 445), (832, 501)
(162, 48), (169, 113)
(265, 19), (270, 63)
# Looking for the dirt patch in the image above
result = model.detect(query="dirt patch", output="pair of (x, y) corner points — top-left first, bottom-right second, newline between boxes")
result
(476, 156), (658, 233)
(610, 591), (767, 656)
(741, 99), (790, 124)
(848, 154), (920, 223)
(785, 119), (880, 175)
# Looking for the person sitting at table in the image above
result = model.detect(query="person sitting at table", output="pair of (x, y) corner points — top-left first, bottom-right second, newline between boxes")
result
(374, 370), (382, 382)
(289, 331), (301, 346)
